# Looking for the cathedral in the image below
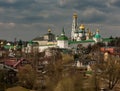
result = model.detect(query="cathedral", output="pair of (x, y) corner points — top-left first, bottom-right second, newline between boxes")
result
(17, 13), (113, 52)
(71, 13), (102, 42)
(3, 13), (112, 52)
(56, 13), (109, 49)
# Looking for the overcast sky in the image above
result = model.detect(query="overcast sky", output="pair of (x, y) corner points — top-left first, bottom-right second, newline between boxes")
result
(0, 0), (120, 41)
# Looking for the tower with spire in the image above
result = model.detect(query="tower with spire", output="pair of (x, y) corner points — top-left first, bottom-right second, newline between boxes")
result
(57, 28), (68, 48)
(93, 29), (102, 42)
(71, 13), (78, 40)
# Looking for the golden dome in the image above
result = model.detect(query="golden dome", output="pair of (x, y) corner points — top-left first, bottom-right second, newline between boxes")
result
(48, 28), (51, 33)
(96, 28), (99, 32)
(73, 13), (77, 18)
(79, 24), (85, 30)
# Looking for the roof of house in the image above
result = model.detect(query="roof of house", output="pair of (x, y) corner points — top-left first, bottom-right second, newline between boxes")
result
(94, 34), (101, 39)
(69, 39), (95, 44)
(28, 41), (38, 45)
(102, 38), (113, 42)
(57, 28), (68, 41)
(4, 45), (21, 49)
(57, 35), (68, 40)
(4, 58), (25, 68)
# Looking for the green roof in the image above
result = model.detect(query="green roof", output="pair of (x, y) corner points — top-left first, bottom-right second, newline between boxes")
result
(94, 34), (101, 38)
(57, 35), (68, 40)
(57, 27), (68, 41)
(28, 40), (34, 45)
(4, 45), (21, 49)
(28, 41), (38, 45)
(102, 38), (113, 42)
(69, 39), (95, 44)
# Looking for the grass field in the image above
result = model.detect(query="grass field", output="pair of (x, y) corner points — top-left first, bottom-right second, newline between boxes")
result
(6, 86), (29, 91)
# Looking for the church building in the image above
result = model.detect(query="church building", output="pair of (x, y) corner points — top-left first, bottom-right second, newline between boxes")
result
(24, 13), (112, 52)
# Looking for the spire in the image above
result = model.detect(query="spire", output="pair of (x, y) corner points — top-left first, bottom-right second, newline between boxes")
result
(57, 28), (68, 41)
(96, 28), (99, 32)
(87, 28), (90, 33)
(96, 28), (100, 34)
(62, 27), (65, 35)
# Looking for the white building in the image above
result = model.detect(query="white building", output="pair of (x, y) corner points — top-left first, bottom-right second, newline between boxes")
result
(24, 13), (112, 52)
(57, 28), (68, 48)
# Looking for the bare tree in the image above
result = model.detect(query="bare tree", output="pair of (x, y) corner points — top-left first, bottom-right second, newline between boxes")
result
(95, 54), (120, 90)
(17, 64), (36, 89)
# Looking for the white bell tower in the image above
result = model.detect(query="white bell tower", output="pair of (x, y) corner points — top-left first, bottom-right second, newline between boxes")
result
(71, 13), (78, 40)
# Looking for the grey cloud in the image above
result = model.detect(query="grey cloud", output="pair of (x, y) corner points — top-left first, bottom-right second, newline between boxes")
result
(0, 0), (119, 41)
(79, 8), (107, 23)
(0, 0), (39, 12)
(110, 0), (120, 7)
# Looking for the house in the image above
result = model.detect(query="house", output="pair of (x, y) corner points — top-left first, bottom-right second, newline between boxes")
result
(100, 47), (120, 56)
(4, 58), (30, 71)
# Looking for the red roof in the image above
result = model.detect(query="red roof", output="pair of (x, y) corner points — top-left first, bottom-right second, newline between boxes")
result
(5, 58), (24, 67)
(100, 47), (120, 56)
(5, 59), (17, 66)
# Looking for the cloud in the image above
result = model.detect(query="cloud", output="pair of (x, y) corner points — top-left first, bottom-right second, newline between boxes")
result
(81, 8), (107, 23)
(0, 0), (119, 40)
(0, 7), (4, 13)
(8, 22), (15, 27)
(82, 8), (104, 17)
(58, 0), (67, 6)
(6, 0), (16, 3)
(0, 0), (35, 9)
(0, 22), (16, 28)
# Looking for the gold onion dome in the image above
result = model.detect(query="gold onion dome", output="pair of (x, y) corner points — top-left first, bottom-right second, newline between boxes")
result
(96, 28), (99, 32)
(73, 13), (77, 18)
(79, 24), (85, 30)
(48, 28), (51, 33)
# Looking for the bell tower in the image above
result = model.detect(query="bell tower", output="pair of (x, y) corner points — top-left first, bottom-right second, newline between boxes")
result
(71, 13), (78, 40)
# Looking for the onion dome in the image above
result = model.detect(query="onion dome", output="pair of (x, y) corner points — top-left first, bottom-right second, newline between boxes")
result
(94, 29), (101, 39)
(79, 24), (85, 30)
(48, 28), (51, 33)
(57, 28), (68, 40)
(94, 34), (101, 38)
(73, 13), (77, 18)
(96, 28), (99, 32)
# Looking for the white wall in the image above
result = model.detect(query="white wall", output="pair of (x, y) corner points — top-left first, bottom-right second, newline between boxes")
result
(57, 40), (68, 48)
